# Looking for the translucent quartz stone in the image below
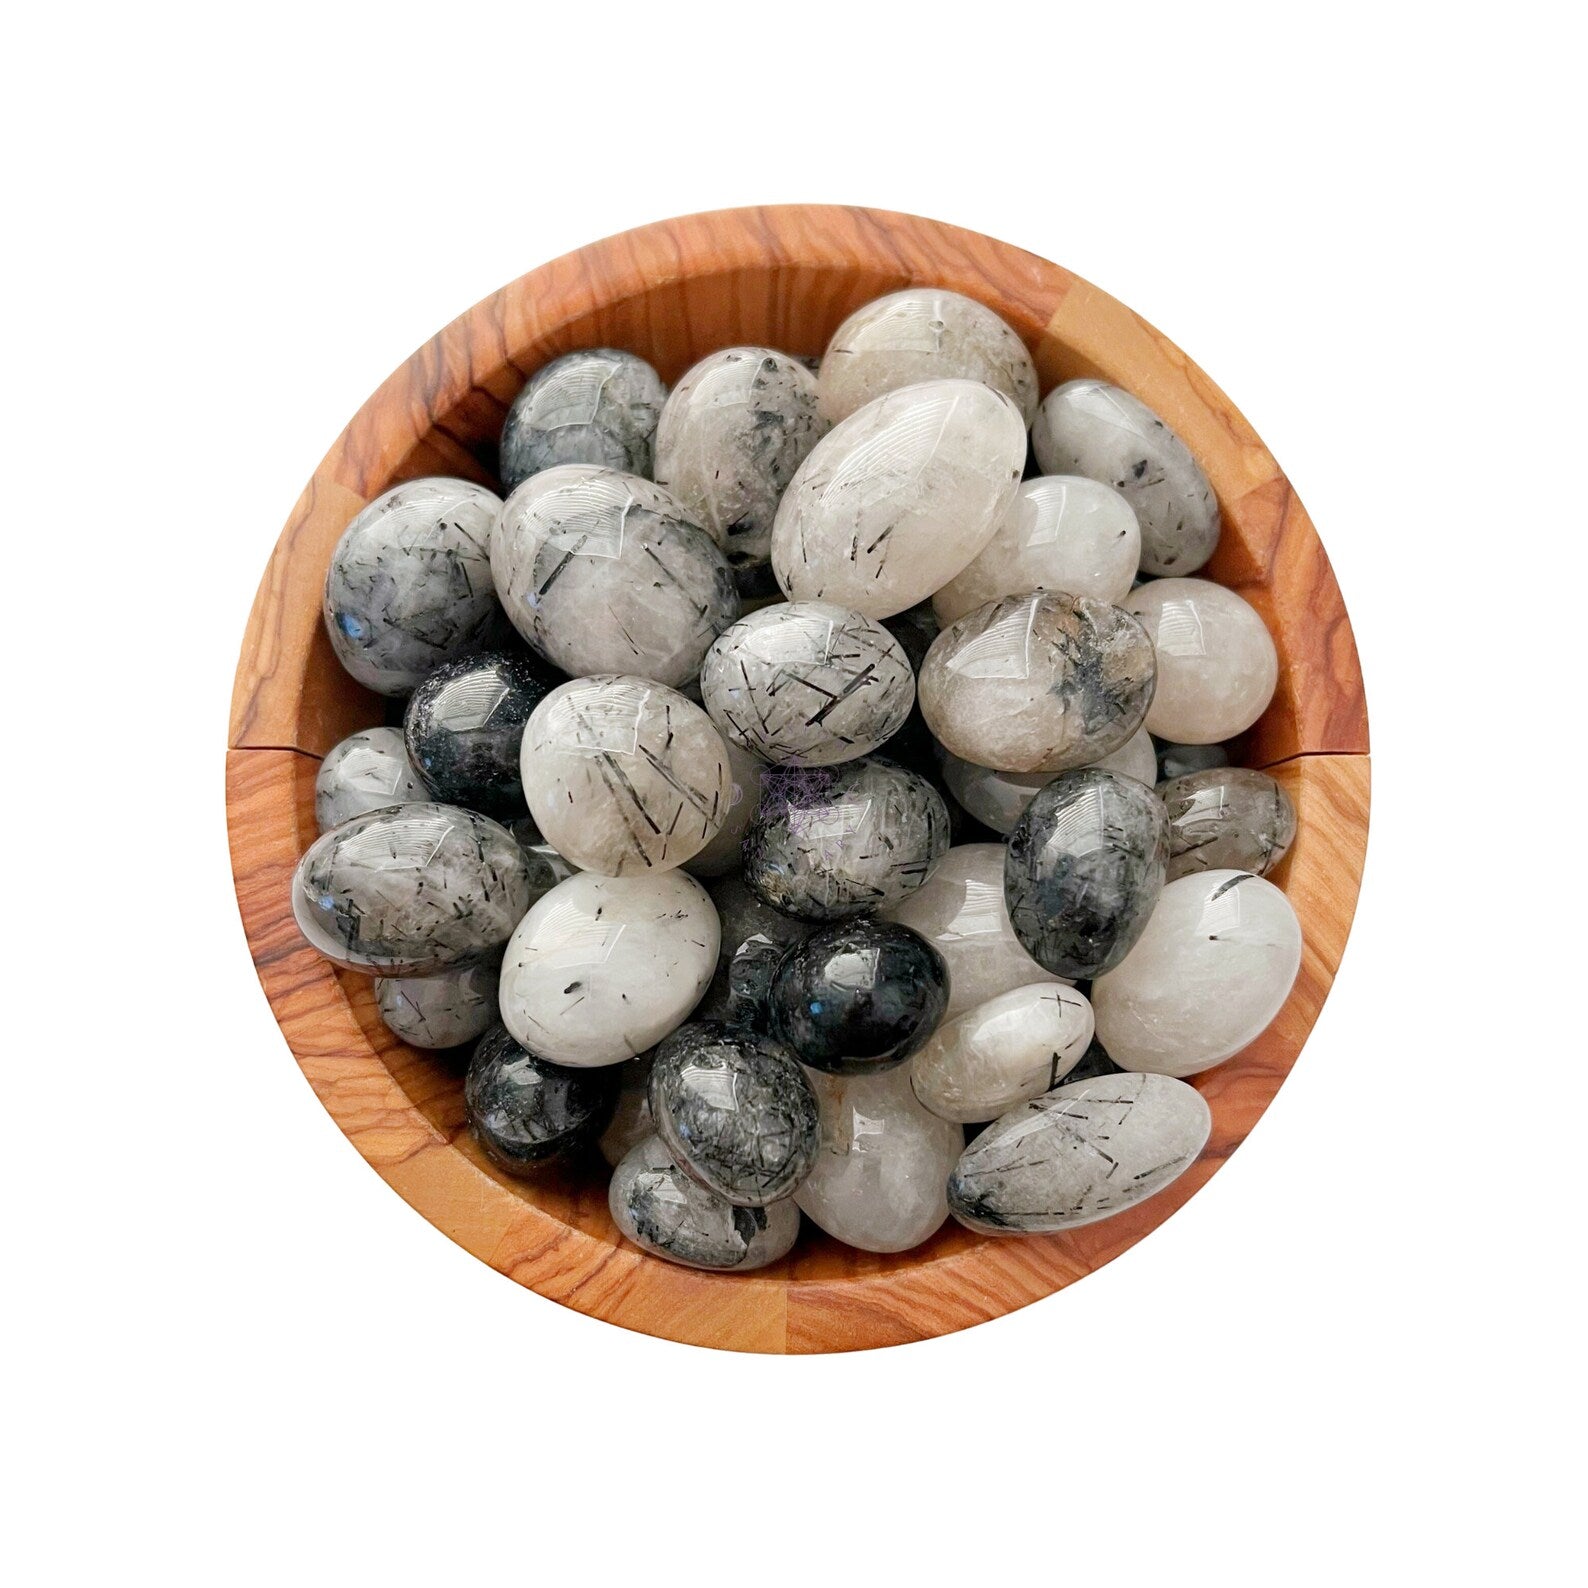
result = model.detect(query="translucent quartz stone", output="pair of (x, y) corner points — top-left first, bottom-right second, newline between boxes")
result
(498, 870), (719, 1068)
(948, 1071), (1211, 1234)
(291, 804), (531, 976)
(682, 737), (764, 879)
(520, 675), (731, 876)
(695, 875), (815, 1032)
(1004, 770), (1170, 978)
(1030, 379), (1220, 577)
(375, 960), (500, 1049)
(794, 1065), (962, 1253)
(464, 1025), (619, 1172)
(1092, 870), (1302, 1077)
(402, 650), (559, 819)
(598, 1055), (655, 1168)
(1160, 766), (1296, 882)
(771, 379), (1026, 619)
(609, 1135), (800, 1271)
(918, 591), (1156, 773)
(742, 758), (950, 920)
(491, 465), (738, 689)
(932, 476), (1141, 624)
(648, 1023), (820, 1206)
(1124, 578), (1279, 743)
(1156, 739), (1231, 782)
(323, 477), (503, 696)
(700, 600), (915, 766)
(499, 349), (666, 491)
(314, 726), (426, 832)
(880, 844), (1068, 1019)
(911, 982), (1095, 1124)
(818, 288), (1039, 425)
(652, 347), (828, 572)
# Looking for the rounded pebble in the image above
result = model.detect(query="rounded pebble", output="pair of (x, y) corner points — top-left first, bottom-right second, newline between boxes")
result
(1160, 766), (1297, 881)
(465, 1025), (619, 1172)
(375, 960), (500, 1049)
(314, 726), (427, 832)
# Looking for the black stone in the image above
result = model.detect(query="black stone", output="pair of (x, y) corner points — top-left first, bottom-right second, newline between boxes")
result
(1064, 1037), (1126, 1084)
(464, 1025), (618, 1173)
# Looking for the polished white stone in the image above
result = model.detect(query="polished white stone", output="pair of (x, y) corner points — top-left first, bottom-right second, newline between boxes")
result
(314, 726), (427, 832)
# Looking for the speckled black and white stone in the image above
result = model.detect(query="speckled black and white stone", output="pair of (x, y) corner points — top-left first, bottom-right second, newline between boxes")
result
(491, 465), (739, 689)
(653, 347), (829, 571)
(464, 1025), (619, 1173)
(608, 1135), (801, 1271)
(695, 876), (816, 1032)
(499, 349), (667, 490)
(648, 1023), (819, 1206)
(322, 477), (503, 696)
(700, 601), (915, 767)
(401, 650), (559, 819)
(290, 803), (532, 976)
(598, 1054), (656, 1168)
(947, 1071), (1211, 1234)
(314, 727), (427, 832)
(1030, 379), (1220, 577)
(1160, 766), (1296, 882)
(769, 918), (949, 1074)
(1005, 769), (1170, 979)
(742, 758), (950, 920)
(1155, 739), (1232, 782)
(375, 959), (500, 1049)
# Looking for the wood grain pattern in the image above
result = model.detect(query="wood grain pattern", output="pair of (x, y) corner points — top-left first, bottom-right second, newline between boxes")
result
(226, 206), (1371, 1352)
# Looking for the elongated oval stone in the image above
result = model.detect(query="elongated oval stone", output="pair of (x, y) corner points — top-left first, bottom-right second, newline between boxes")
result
(314, 726), (427, 832)
(918, 591), (1156, 773)
(653, 347), (828, 571)
(1092, 870), (1301, 1077)
(376, 960), (500, 1049)
(795, 1066), (961, 1253)
(682, 737), (764, 879)
(933, 476), (1141, 623)
(948, 1071), (1211, 1234)
(700, 600), (915, 766)
(818, 288), (1039, 424)
(598, 1054), (655, 1168)
(521, 675), (731, 876)
(1161, 766), (1296, 881)
(465, 1025), (619, 1172)
(323, 477), (503, 696)
(771, 379), (1026, 619)
(498, 870), (719, 1067)
(609, 1135), (800, 1271)
(912, 982), (1095, 1124)
(291, 803), (532, 976)
(1005, 769), (1170, 978)
(491, 465), (739, 688)
(1125, 578), (1278, 743)
(1031, 379), (1220, 577)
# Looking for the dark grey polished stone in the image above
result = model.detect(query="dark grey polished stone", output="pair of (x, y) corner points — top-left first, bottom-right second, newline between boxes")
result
(696, 876), (815, 1032)
(464, 1025), (618, 1173)
(1159, 766), (1297, 882)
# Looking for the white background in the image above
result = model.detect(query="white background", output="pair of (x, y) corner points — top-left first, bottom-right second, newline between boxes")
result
(3, 5), (1579, 1583)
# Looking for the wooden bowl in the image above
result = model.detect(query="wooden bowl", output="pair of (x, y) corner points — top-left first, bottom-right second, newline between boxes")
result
(227, 205), (1369, 1353)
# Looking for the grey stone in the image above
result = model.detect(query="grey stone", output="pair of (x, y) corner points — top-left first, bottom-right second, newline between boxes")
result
(375, 960), (501, 1049)
(314, 727), (427, 832)
(465, 1025), (619, 1172)
(1160, 766), (1296, 881)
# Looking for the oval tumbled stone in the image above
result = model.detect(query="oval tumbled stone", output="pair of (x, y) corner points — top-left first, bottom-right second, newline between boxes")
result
(947, 1071), (1211, 1234)
(1161, 766), (1297, 882)
(376, 960), (501, 1050)
(314, 726), (427, 832)
(465, 1025), (619, 1172)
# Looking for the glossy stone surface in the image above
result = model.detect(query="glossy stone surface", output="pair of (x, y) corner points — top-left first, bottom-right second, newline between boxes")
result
(948, 1071), (1211, 1234)
(1161, 766), (1297, 882)
(521, 676), (731, 876)
(323, 477), (503, 695)
(314, 726), (427, 832)
(652, 348), (828, 571)
(771, 379), (1026, 618)
(933, 476), (1141, 623)
(402, 650), (558, 819)
(1125, 578), (1279, 743)
(609, 1135), (801, 1271)
(499, 349), (667, 490)
(742, 758), (950, 920)
(682, 737), (764, 879)
(918, 591), (1157, 773)
(1156, 739), (1231, 782)
(598, 1055), (656, 1168)
(700, 600), (915, 766)
(1030, 379), (1220, 577)
(375, 960), (500, 1049)
(768, 919), (948, 1075)
(696, 876), (815, 1032)
(291, 804), (532, 976)
(912, 982), (1095, 1124)
(795, 1066), (961, 1253)
(818, 288), (1039, 425)
(1092, 870), (1302, 1077)
(498, 870), (719, 1068)
(649, 1023), (819, 1205)
(880, 844), (1067, 1019)
(1005, 769), (1170, 978)
(465, 1025), (618, 1173)
(491, 465), (738, 689)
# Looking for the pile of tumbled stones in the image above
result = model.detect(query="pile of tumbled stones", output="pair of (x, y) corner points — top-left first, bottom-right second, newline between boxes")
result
(292, 287), (1303, 1270)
